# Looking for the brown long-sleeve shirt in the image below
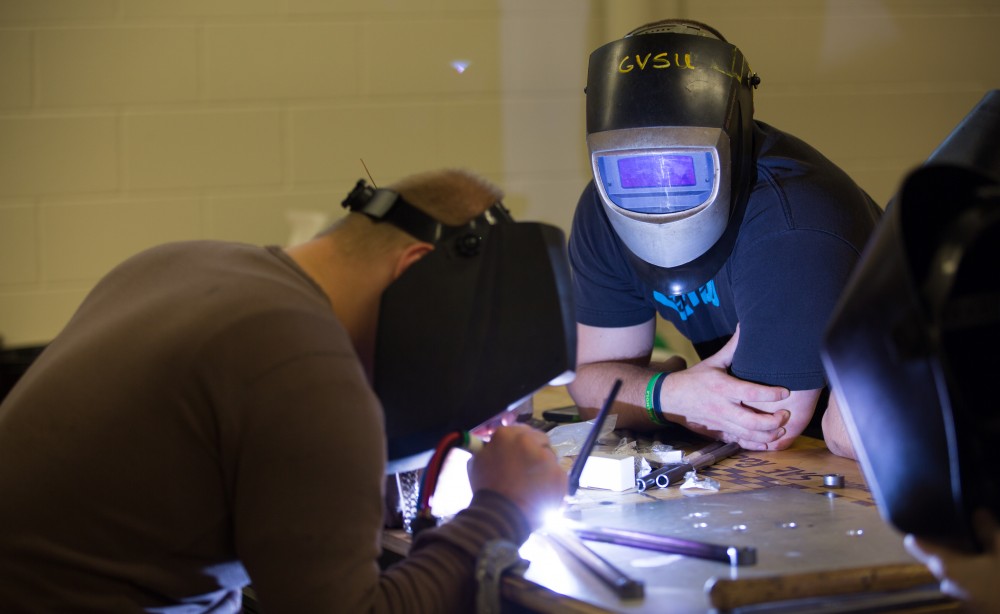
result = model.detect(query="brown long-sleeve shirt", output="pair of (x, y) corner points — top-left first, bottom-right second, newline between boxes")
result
(0, 241), (530, 613)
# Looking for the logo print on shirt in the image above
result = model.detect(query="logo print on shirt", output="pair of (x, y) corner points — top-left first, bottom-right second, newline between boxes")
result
(653, 281), (720, 321)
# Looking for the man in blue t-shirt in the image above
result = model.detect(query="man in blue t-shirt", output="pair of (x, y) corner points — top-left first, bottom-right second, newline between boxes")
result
(567, 19), (881, 458)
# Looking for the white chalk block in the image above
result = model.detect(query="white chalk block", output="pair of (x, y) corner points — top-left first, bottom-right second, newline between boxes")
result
(578, 453), (635, 492)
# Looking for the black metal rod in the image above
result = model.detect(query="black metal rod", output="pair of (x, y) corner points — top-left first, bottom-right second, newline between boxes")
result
(545, 530), (645, 599)
(567, 378), (622, 496)
(654, 441), (741, 489)
(637, 440), (724, 491)
(636, 462), (688, 491)
(573, 525), (757, 567)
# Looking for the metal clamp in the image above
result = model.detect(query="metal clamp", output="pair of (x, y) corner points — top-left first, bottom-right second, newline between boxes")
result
(476, 539), (529, 614)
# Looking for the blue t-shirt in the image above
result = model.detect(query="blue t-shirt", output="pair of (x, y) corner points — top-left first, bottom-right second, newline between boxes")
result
(569, 122), (882, 390)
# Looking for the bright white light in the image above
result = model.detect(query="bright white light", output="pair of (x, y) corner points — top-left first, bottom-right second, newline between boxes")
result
(540, 507), (568, 530)
(429, 448), (473, 517)
(450, 60), (471, 74)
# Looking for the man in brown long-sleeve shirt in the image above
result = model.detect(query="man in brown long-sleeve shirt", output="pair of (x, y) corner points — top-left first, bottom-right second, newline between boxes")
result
(0, 169), (567, 612)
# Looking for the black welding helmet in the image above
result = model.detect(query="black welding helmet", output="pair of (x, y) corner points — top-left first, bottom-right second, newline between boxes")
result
(822, 91), (1000, 552)
(586, 20), (759, 295)
(342, 180), (577, 473)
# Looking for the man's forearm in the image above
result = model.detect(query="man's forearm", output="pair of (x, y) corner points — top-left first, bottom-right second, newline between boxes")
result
(567, 361), (669, 431)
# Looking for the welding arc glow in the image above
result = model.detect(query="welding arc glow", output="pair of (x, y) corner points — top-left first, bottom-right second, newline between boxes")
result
(541, 507), (572, 530)
(450, 60), (471, 74)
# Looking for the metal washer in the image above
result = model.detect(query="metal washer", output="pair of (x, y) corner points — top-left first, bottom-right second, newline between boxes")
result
(823, 473), (845, 488)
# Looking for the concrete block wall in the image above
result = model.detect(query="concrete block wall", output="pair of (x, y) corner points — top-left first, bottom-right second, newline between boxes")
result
(1, 0), (998, 347)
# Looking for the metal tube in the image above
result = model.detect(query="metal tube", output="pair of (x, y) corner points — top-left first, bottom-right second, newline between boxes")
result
(544, 530), (645, 599)
(573, 525), (757, 566)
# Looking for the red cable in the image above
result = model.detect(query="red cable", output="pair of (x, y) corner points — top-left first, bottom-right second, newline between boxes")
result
(417, 431), (462, 512)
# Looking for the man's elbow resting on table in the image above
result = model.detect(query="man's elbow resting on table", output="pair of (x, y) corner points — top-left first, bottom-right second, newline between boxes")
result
(820, 396), (857, 459)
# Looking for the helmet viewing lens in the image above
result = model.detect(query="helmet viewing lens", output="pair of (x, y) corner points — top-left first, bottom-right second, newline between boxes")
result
(596, 149), (718, 214)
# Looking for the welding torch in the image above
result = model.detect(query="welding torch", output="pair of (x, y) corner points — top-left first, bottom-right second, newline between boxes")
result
(410, 430), (485, 534)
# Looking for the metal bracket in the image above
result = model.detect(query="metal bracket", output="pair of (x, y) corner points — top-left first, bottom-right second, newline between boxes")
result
(475, 539), (529, 614)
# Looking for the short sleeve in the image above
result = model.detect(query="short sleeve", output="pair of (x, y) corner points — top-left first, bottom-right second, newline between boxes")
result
(726, 153), (878, 390)
(729, 227), (862, 390)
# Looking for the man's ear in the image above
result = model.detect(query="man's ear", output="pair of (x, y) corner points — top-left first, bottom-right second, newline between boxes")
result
(392, 242), (434, 280)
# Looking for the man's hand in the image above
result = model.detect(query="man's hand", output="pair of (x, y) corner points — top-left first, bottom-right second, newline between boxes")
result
(569, 321), (821, 450)
(661, 326), (796, 450)
(904, 510), (1000, 614)
(467, 425), (566, 530)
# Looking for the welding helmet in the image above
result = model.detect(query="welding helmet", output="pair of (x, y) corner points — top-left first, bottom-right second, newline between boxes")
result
(824, 165), (1000, 552)
(822, 91), (1000, 552)
(342, 180), (577, 473)
(586, 20), (759, 294)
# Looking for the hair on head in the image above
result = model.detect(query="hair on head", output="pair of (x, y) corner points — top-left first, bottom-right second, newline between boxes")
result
(388, 169), (504, 227)
(625, 19), (727, 42)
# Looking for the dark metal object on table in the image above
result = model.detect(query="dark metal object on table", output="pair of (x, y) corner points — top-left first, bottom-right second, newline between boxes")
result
(636, 461), (686, 492)
(573, 524), (757, 567)
(544, 530), (645, 599)
(636, 440), (741, 491)
(636, 441), (723, 492)
(655, 441), (741, 488)
(567, 379), (622, 497)
(824, 473), (846, 488)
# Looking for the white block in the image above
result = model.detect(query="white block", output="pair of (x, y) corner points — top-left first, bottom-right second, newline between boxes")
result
(578, 453), (635, 492)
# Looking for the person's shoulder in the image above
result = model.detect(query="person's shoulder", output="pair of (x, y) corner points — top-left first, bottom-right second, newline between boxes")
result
(139, 240), (335, 340)
(121, 239), (267, 268)
(743, 123), (880, 243)
(753, 121), (870, 199)
(754, 121), (840, 172)
(171, 239), (273, 259)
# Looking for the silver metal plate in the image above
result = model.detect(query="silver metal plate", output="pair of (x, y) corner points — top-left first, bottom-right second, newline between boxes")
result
(518, 486), (922, 613)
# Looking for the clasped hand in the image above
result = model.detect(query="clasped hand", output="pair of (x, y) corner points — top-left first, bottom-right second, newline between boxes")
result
(660, 326), (804, 451)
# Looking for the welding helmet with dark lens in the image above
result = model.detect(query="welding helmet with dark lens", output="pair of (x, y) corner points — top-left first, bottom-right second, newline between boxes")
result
(343, 180), (577, 473)
(586, 20), (759, 294)
(824, 165), (1000, 553)
(823, 91), (1000, 552)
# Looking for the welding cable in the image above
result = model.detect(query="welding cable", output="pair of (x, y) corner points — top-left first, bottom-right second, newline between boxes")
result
(412, 430), (482, 534)
(417, 431), (463, 512)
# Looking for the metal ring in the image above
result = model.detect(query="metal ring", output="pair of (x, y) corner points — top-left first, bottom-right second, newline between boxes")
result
(823, 473), (845, 488)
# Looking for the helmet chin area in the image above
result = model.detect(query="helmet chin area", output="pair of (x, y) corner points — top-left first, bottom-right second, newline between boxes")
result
(589, 126), (731, 268)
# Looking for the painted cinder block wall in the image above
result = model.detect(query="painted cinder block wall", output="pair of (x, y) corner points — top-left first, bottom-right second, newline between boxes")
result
(1, 0), (998, 348)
